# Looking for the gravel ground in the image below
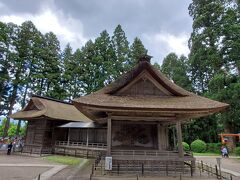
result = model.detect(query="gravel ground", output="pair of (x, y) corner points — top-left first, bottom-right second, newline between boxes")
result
(0, 166), (50, 180)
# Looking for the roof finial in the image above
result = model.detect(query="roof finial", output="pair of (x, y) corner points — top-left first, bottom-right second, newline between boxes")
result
(138, 54), (152, 63)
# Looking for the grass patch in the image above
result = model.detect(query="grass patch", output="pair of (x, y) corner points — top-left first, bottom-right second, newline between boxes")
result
(193, 152), (221, 156)
(43, 155), (84, 165)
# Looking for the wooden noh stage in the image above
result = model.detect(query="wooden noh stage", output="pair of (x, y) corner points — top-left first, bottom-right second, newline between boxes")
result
(11, 55), (228, 175)
(72, 55), (228, 174)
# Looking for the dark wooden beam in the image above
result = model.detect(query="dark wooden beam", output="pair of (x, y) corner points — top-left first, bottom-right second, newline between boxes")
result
(107, 114), (112, 156)
(176, 121), (184, 158)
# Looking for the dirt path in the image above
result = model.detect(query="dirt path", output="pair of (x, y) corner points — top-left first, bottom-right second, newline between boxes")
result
(196, 156), (240, 173)
(0, 154), (66, 180)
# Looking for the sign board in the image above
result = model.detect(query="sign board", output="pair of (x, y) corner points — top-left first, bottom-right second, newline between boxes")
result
(216, 157), (221, 166)
(105, 156), (112, 170)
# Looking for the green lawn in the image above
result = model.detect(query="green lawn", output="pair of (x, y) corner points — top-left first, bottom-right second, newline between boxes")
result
(193, 152), (221, 156)
(43, 155), (85, 165)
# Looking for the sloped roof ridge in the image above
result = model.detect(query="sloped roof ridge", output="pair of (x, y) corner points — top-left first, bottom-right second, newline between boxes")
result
(92, 61), (191, 96)
(32, 94), (72, 105)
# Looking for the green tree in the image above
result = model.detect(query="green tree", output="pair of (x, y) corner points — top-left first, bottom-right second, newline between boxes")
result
(81, 40), (97, 94)
(128, 37), (147, 69)
(0, 22), (11, 114)
(188, 0), (224, 93)
(62, 44), (84, 100)
(35, 32), (63, 99)
(187, 0), (240, 143)
(15, 21), (44, 135)
(161, 53), (192, 91)
(111, 25), (130, 76)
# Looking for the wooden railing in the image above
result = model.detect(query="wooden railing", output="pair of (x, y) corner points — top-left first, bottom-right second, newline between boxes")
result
(110, 150), (194, 161)
(111, 150), (179, 156)
(55, 141), (107, 149)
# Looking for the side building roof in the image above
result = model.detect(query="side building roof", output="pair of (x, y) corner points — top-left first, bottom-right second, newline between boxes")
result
(10, 95), (91, 122)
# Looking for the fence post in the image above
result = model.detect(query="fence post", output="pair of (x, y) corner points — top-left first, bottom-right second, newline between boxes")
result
(201, 161), (204, 172)
(38, 174), (41, 180)
(117, 164), (120, 175)
(215, 165), (219, 179)
(190, 163), (193, 177)
(142, 163), (144, 176)
(92, 164), (94, 175)
(166, 161), (168, 176)
(211, 165), (213, 176)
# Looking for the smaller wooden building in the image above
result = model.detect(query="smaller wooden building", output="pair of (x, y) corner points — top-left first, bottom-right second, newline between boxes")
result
(10, 95), (92, 154)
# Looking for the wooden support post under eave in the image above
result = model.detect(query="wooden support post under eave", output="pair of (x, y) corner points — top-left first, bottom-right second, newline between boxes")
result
(107, 115), (112, 156)
(86, 128), (89, 147)
(67, 128), (70, 146)
(176, 121), (184, 158)
(157, 124), (162, 150)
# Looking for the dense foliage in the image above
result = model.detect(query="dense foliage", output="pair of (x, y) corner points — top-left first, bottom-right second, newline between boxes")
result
(182, 142), (190, 151)
(190, 139), (207, 153)
(206, 143), (222, 154)
(234, 147), (240, 156)
(162, 0), (240, 144)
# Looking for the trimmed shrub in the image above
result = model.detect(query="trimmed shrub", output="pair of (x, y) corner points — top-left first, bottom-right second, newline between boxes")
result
(234, 147), (240, 156)
(182, 142), (190, 151)
(191, 139), (207, 153)
(206, 143), (222, 154)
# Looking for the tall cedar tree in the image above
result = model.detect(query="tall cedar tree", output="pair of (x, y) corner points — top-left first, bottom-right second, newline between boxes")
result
(188, 0), (240, 143)
(188, 0), (224, 93)
(128, 37), (148, 69)
(15, 21), (44, 135)
(161, 53), (192, 91)
(111, 25), (130, 77)
(0, 22), (11, 115)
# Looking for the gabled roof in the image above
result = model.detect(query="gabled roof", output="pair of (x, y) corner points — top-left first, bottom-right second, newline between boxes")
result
(73, 56), (229, 120)
(10, 95), (91, 122)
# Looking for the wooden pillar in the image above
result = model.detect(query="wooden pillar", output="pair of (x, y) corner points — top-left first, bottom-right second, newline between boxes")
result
(86, 128), (89, 147)
(67, 128), (70, 146)
(157, 124), (162, 150)
(165, 126), (169, 150)
(107, 115), (112, 156)
(176, 121), (184, 158)
(173, 127), (177, 150)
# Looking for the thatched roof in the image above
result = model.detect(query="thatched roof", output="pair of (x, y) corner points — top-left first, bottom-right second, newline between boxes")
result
(10, 95), (91, 122)
(73, 56), (229, 120)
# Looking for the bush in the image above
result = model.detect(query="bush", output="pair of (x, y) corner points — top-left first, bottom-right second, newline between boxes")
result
(206, 143), (222, 154)
(234, 147), (240, 156)
(182, 142), (190, 151)
(191, 139), (207, 153)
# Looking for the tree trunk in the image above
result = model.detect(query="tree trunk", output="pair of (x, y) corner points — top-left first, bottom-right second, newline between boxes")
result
(16, 84), (29, 136)
(3, 86), (17, 138)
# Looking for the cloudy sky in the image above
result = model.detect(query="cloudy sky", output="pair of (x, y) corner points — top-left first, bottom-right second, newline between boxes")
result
(0, 0), (193, 64)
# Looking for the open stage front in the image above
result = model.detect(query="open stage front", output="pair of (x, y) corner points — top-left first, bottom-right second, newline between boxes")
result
(112, 121), (158, 150)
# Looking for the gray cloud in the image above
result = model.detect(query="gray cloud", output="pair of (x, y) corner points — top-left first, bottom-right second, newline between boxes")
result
(0, 0), (193, 63)
(53, 0), (192, 38)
